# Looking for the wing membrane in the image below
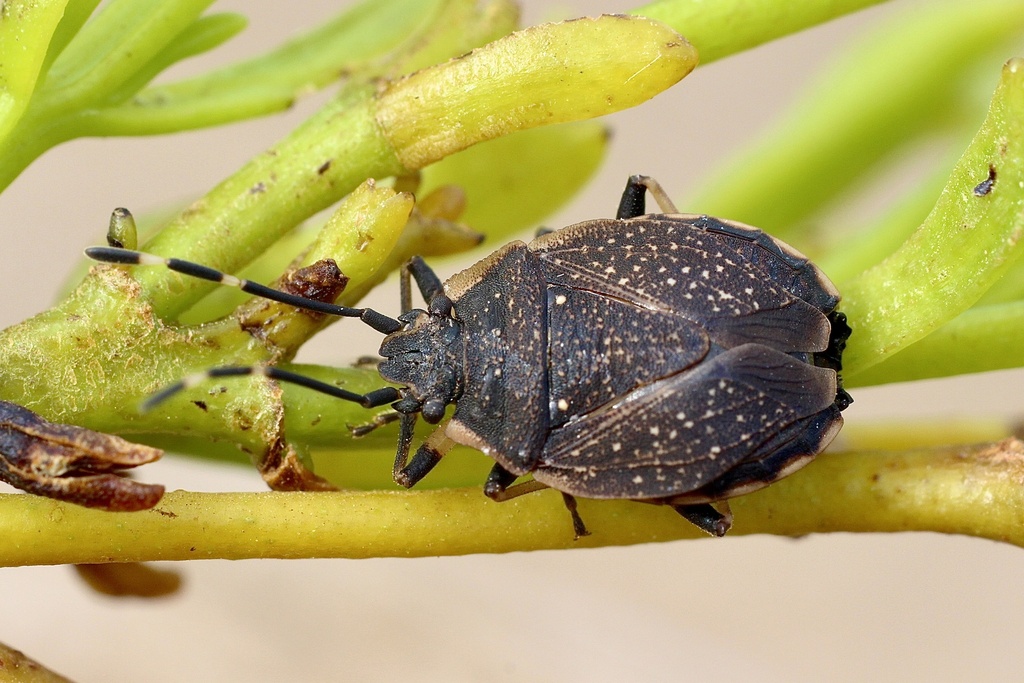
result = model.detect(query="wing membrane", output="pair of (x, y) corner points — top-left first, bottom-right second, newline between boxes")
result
(531, 217), (832, 352)
(533, 343), (838, 499)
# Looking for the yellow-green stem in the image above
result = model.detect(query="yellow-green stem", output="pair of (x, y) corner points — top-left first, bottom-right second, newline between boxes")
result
(2, 439), (1022, 565)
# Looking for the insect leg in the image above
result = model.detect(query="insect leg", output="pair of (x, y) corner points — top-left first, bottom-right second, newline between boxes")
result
(615, 175), (679, 219)
(482, 463), (547, 499)
(142, 365), (401, 412)
(403, 255), (454, 317)
(672, 502), (733, 537)
(405, 256), (444, 300)
(84, 247), (402, 334)
(483, 464), (590, 538)
(391, 413), (418, 483)
(559, 493), (591, 539)
(400, 260), (413, 314)
(394, 424), (455, 487)
(349, 410), (401, 438)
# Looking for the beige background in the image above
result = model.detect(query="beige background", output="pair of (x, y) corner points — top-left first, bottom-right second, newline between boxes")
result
(3, 1), (1024, 680)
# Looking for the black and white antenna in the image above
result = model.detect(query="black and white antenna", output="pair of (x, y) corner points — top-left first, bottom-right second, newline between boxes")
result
(85, 247), (402, 334)
(85, 246), (404, 410)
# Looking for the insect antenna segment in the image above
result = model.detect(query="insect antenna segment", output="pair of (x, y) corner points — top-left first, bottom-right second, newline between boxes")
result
(140, 365), (401, 412)
(84, 246), (405, 412)
(84, 246), (402, 334)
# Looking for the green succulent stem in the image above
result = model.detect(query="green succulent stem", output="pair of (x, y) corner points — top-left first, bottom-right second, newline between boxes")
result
(631, 0), (889, 63)
(1, 0), (1023, 566)
(842, 57), (1024, 377)
(686, 0), (1024, 243)
(850, 300), (1024, 386)
(3, 438), (1024, 565)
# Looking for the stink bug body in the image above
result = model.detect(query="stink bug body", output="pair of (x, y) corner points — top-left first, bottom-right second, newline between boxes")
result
(86, 175), (851, 537)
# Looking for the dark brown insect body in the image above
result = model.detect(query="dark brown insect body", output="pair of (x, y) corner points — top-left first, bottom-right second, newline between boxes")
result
(86, 175), (851, 537)
(381, 176), (851, 535)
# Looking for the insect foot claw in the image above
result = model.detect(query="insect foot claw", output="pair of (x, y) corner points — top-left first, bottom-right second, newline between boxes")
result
(394, 469), (415, 488)
(0, 400), (164, 511)
(482, 479), (500, 499)
(560, 493), (591, 539)
(672, 502), (733, 537)
(571, 518), (592, 540)
(711, 517), (732, 538)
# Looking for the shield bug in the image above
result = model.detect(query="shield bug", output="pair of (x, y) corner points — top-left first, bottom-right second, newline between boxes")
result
(86, 175), (851, 537)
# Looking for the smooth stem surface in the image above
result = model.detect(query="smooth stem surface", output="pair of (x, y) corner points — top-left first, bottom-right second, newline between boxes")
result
(0, 0), (67, 141)
(686, 0), (1024, 240)
(631, 0), (890, 64)
(841, 58), (1024, 375)
(3, 439), (1023, 565)
(850, 301), (1024, 386)
(136, 88), (402, 318)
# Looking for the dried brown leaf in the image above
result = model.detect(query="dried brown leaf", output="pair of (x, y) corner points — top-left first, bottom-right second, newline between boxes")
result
(0, 401), (164, 511)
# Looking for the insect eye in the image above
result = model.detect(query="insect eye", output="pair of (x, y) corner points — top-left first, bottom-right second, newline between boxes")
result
(421, 400), (446, 424)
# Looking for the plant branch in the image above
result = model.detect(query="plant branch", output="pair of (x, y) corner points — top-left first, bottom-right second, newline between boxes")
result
(849, 301), (1024, 386)
(685, 0), (1024, 243)
(83, 0), (522, 135)
(2, 1), (1023, 565)
(842, 57), (1024, 376)
(631, 0), (891, 64)
(3, 439), (1023, 566)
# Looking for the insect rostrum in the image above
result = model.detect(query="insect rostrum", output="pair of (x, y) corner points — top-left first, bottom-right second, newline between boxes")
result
(85, 175), (851, 538)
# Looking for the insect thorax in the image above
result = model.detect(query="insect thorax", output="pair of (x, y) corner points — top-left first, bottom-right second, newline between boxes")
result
(377, 309), (464, 420)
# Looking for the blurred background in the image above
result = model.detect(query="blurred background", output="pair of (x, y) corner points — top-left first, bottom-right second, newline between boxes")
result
(3, 0), (1024, 680)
